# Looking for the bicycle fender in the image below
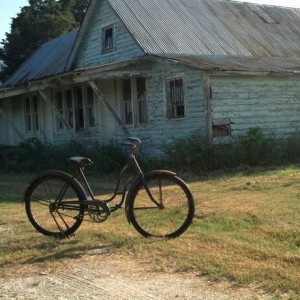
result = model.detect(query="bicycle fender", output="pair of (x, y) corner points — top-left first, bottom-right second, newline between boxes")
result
(125, 170), (177, 224)
(23, 170), (88, 202)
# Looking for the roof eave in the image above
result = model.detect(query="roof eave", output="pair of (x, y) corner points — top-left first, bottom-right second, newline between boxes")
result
(65, 0), (98, 71)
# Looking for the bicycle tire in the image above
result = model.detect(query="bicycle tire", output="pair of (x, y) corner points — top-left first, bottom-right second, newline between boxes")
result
(126, 173), (195, 238)
(24, 170), (87, 237)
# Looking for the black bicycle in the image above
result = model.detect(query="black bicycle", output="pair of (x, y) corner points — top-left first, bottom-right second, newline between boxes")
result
(24, 138), (195, 238)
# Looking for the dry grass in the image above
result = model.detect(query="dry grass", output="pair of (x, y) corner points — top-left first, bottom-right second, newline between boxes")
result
(0, 166), (299, 299)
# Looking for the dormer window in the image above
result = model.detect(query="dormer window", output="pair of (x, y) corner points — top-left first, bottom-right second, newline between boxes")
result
(102, 24), (115, 52)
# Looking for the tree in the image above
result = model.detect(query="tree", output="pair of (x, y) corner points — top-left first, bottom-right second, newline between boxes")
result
(0, 0), (89, 84)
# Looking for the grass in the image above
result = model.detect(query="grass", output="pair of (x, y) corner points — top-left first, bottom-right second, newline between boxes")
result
(0, 167), (299, 299)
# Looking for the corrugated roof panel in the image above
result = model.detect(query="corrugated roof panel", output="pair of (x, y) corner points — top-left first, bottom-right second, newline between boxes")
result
(157, 54), (300, 73)
(108, 0), (300, 58)
(2, 0), (300, 89)
(2, 31), (78, 87)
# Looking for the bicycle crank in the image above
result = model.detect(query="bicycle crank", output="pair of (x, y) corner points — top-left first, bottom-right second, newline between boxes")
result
(87, 200), (110, 223)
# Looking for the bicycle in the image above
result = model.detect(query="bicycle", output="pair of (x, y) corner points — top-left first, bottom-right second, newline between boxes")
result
(24, 137), (195, 238)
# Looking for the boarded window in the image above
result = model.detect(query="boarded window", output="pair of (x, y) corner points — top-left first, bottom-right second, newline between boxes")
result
(212, 119), (231, 137)
(166, 78), (185, 118)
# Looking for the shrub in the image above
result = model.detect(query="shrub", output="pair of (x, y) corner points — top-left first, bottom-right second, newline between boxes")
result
(1, 139), (126, 174)
(286, 132), (300, 163)
(163, 128), (297, 174)
(238, 127), (286, 166)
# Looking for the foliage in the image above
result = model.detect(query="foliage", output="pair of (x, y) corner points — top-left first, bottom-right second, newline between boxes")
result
(0, 0), (89, 83)
(163, 127), (297, 174)
(1, 138), (127, 175)
(2, 127), (300, 175)
(285, 132), (300, 163)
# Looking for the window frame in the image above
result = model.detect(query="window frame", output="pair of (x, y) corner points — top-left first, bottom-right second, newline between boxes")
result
(24, 94), (40, 134)
(119, 77), (148, 128)
(53, 85), (96, 133)
(136, 77), (147, 126)
(165, 76), (185, 119)
(101, 24), (115, 53)
(212, 118), (232, 138)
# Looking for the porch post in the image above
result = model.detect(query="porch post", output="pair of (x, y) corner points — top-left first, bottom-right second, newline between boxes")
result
(88, 80), (130, 137)
(0, 107), (25, 141)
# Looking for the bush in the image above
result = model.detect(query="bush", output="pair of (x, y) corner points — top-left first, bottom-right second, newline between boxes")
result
(2, 127), (300, 175)
(163, 128), (298, 174)
(238, 127), (286, 166)
(286, 132), (300, 163)
(1, 139), (126, 174)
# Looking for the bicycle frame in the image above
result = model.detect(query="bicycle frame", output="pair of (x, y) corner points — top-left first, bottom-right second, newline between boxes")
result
(24, 137), (195, 238)
(58, 142), (163, 216)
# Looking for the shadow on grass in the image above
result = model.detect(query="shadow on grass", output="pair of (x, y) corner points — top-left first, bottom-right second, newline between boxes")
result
(23, 238), (115, 265)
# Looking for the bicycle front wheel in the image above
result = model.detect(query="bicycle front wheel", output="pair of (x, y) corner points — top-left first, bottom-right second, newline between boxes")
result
(127, 173), (195, 238)
(24, 170), (86, 237)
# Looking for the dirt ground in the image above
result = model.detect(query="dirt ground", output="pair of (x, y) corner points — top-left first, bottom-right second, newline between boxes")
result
(0, 248), (275, 300)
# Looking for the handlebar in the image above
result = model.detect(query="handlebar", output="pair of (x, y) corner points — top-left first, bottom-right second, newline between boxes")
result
(122, 137), (142, 154)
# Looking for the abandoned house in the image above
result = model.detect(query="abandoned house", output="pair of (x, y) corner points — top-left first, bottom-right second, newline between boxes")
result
(1, 0), (300, 153)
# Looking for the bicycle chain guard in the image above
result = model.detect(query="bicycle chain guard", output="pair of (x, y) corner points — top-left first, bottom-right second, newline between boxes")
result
(88, 201), (110, 223)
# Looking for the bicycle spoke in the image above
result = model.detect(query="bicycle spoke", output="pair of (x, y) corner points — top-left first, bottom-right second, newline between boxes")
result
(128, 174), (194, 238)
(25, 171), (85, 237)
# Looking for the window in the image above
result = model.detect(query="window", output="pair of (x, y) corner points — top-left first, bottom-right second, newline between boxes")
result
(66, 89), (74, 128)
(76, 87), (84, 130)
(102, 24), (115, 52)
(54, 86), (96, 132)
(120, 78), (148, 127)
(24, 95), (40, 133)
(136, 78), (147, 125)
(56, 91), (64, 131)
(166, 78), (185, 118)
(121, 79), (133, 125)
(87, 86), (96, 128)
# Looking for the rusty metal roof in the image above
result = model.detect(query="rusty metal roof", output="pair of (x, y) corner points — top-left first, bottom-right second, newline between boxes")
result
(2, 31), (77, 87)
(3, 0), (300, 88)
(155, 54), (300, 73)
(109, 0), (300, 58)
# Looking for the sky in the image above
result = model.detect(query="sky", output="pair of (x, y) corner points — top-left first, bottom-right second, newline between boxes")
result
(1, 0), (300, 42)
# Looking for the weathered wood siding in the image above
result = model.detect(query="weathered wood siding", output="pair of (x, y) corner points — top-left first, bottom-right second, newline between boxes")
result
(210, 74), (300, 138)
(0, 101), (9, 144)
(109, 62), (206, 152)
(73, 0), (144, 69)
(11, 97), (25, 144)
(0, 97), (25, 145)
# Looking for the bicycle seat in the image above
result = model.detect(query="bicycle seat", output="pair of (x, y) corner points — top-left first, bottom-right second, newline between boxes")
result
(68, 157), (93, 167)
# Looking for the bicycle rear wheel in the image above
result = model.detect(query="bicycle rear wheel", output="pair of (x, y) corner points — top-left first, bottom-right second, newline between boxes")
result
(24, 170), (86, 237)
(127, 173), (195, 238)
